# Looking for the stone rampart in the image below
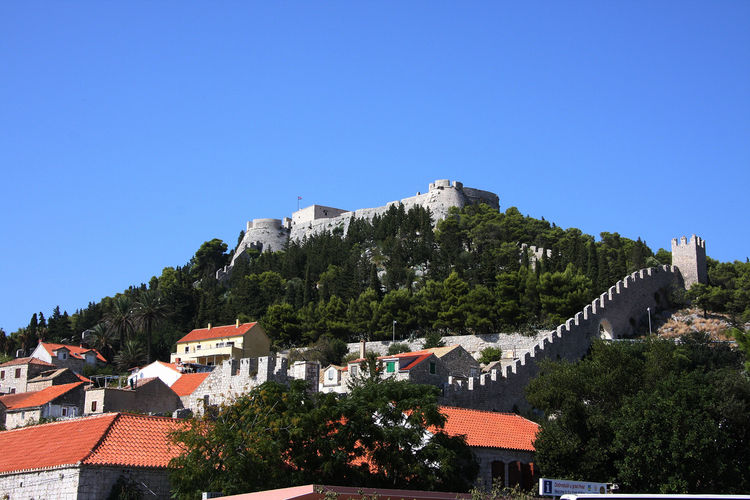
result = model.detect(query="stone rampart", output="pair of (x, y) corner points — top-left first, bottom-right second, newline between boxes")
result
(185, 355), (319, 413)
(222, 179), (499, 277)
(439, 265), (681, 411)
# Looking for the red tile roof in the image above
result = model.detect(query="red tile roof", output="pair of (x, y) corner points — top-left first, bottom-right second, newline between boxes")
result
(83, 413), (184, 468)
(0, 357), (56, 368)
(0, 413), (185, 473)
(170, 372), (210, 397)
(176, 322), (258, 344)
(0, 382), (84, 410)
(438, 406), (539, 451)
(40, 343), (107, 363)
(0, 392), (32, 409)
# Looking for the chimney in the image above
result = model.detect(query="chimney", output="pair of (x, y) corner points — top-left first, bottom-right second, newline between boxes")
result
(236, 319), (240, 328)
(359, 340), (366, 359)
(207, 323), (212, 330)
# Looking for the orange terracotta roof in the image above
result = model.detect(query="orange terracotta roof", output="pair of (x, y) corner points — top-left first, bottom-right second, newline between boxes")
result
(157, 361), (181, 372)
(438, 406), (539, 451)
(40, 342), (107, 363)
(1, 382), (84, 410)
(0, 413), (185, 473)
(83, 413), (184, 468)
(176, 322), (258, 344)
(170, 372), (210, 396)
(76, 373), (92, 383)
(0, 392), (32, 409)
(0, 357), (56, 368)
(0, 413), (119, 473)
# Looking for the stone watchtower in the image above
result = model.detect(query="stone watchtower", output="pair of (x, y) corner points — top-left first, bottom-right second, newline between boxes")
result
(671, 235), (707, 289)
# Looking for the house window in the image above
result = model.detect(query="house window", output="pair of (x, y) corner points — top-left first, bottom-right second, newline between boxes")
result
(58, 351), (68, 360)
(62, 407), (69, 417)
(429, 362), (436, 374)
(184, 346), (189, 353)
(10, 388), (15, 394)
(91, 401), (97, 412)
(386, 361), (396, 373)
(0, 370), (4, 379)
(226, 341), (234, 347)
(203, 395), (210, 406)
(15, 368), (21, 378)
(196, 345), (202, 350)
(327, 369), (334, 380)
(350, 365), (358, 377)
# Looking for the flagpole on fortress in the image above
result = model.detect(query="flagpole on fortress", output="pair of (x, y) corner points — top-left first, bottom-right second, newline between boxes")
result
(297, 195), (301, 211)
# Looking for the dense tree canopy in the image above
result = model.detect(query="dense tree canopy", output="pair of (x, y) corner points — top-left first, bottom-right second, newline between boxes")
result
(169, 379), (478, 499)
(526, 334), (750, 493)
(5, 201), (747, 370)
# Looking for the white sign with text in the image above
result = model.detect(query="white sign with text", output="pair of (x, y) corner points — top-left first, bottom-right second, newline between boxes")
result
(539, 478), (608, 496)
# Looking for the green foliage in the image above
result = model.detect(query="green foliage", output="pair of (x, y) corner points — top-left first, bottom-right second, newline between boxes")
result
(170, 379), (478, 498)
(107, 474), (142, 500)
(387, 342), (411, 355)
(730, 327), (750, 371)
(422, 330), (445, 349)
(471, 480), (536, 500)
(526, 335), (750, 493)
(477, 347), (502, 364)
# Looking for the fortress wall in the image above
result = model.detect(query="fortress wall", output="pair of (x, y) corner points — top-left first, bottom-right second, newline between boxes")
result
(231, 180), (500, 270)
(186, 355), (288, 414)
(439, 265), (680, 411)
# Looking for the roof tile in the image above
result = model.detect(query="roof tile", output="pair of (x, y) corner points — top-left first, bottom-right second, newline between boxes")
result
(0, 357), (56, 368)
(0, 413), (185, 473)
(1, 382), (84, 410)
(176, 322), (258, 344)
(40, 343), (107, 363)
(170, 372), (210, 397)
(439, 406), (539, 451)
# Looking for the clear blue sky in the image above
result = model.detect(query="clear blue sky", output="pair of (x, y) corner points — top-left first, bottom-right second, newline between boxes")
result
(1, 2), (748, 334)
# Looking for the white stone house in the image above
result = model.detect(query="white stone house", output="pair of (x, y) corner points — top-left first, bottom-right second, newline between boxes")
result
(30, 342), (107, 374)
(0, 381), (85, 429)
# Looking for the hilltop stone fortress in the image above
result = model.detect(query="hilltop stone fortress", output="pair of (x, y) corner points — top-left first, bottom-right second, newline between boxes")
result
(216, 179), (499, 279)
(209, 179), (708, 412)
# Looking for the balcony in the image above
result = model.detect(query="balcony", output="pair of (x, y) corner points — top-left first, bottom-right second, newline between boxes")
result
(171, 345), (244, 364)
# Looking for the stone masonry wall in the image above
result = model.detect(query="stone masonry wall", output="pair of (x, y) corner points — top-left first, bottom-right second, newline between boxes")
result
(0, 466), (81, 500)
(186, 355), (289, 414)
(77, 466), (172, 500)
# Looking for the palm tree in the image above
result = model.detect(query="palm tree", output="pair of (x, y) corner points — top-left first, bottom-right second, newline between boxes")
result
(86, 323), (116, 363)
(114, 340), (146, 371)
(105, 296), (135, 347)
(132, 290), (168, 364)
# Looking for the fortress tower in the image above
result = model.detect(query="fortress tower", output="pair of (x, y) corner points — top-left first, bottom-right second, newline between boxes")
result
(671, 235), (707, 289)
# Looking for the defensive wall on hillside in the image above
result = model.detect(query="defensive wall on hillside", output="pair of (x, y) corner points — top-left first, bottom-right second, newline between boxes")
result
(185, 355), (319, 414)
(217, 179), (499, 280)
(439, 265), (683, 411)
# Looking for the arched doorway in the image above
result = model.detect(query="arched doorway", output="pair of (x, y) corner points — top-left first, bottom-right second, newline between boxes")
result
(599, 319), (614, 339)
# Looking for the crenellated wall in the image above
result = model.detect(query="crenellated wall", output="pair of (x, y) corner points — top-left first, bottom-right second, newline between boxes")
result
(185, 355), (319, 414)
(439, 265), (681, 411)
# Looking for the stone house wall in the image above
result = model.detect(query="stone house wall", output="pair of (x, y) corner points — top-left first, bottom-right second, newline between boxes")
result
(85, 379), (182, 415)
(0, 465), (171, 500)
(439, 347), (481, 378)
(472, 448), (536, 490)
(0, 362), (52, 394)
